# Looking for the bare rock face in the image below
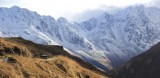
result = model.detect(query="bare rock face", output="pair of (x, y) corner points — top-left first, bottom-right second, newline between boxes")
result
(4, 56), (17, 63)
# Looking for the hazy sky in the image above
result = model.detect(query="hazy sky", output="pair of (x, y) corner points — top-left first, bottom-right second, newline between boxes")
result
(0, 0), (159, 22)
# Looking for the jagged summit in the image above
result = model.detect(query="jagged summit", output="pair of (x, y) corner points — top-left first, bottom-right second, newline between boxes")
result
(10, 5), (21, 9)
(57, 17), (68, 23)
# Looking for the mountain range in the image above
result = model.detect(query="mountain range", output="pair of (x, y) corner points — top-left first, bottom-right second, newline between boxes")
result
(0, 5), (160, 71)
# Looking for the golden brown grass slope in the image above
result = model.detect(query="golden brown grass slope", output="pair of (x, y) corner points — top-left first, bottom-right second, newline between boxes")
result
(0, 37), (109, 78)
(0, 55), (106, 78)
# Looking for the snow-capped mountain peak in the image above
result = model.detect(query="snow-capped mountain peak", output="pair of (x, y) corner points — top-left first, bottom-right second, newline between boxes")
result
(1, 5), (160, 71)
(57, 17), (68, 23)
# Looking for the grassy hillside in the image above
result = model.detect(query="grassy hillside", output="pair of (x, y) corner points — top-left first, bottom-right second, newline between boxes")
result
(0, 37), (109, 78)
(0, 55), (107, 78)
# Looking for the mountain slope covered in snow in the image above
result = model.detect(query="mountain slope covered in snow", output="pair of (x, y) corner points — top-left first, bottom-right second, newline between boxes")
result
(1, 5), (160, 71)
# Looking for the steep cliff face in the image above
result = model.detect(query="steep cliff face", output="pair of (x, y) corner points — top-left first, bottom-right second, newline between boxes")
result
(1, 5), (160, 71)
(111, 42), (160, 78)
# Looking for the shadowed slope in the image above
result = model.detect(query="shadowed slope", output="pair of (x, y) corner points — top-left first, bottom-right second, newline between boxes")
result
(111, 42), (160, 78)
